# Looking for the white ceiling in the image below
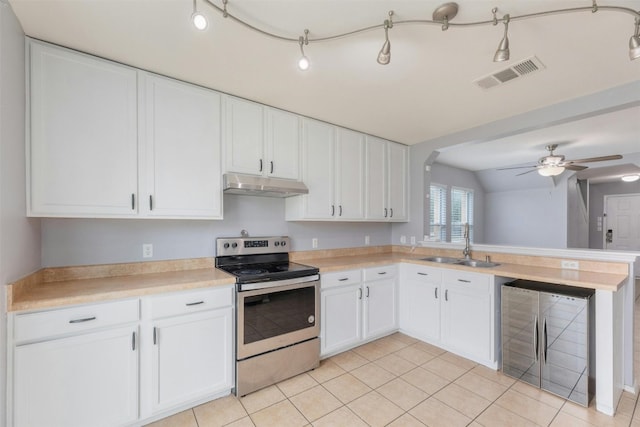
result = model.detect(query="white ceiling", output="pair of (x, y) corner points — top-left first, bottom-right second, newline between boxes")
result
(8, 0), (640, 148)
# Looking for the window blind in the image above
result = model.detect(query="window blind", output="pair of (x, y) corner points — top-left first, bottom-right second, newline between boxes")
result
(429, 184), (447, 241)
(451, 187), (474, 243)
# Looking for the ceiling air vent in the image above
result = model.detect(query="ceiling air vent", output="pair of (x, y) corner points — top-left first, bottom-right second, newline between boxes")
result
(474, 56), (545, 90)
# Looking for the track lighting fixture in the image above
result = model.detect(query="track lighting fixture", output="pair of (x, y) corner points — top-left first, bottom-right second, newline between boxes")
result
(377, 11), (394, 65)
(298, 30), (310, 71)
(493, 13), (511, 62)
(630, 18), (640, 60)
(192, 2), (640, 66)
(191, 0), (208, 31)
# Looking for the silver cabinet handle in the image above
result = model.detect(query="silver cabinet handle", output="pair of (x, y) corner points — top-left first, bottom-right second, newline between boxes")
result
(377, 271), (387, 275)
(153, 327), (157, 345)
(339, 205), (343, 216)
(458, 279), (471, 283)
(270, 161), (274, 174)
(186, 301), (204, 306)
(331, 205), (335, 216)
(435, 288), (438, 299)
(445, 289), (448, 301)
(543, 318), (548, 363)
(131, 193), (135, 210)
(358, 288), (362, 300)
(417, 272), (428, 276)
(338, 278), (349, 282)
(534, 315), (539, 361)
(366, 286), (370, 298)
(149, 195), (153, 211)
(259, 159), (263, 172)
(69, 316), (96, 324)
(390, 208), (393, 218)
(384, 208), (388, 218)
(132, 331), (136, 351)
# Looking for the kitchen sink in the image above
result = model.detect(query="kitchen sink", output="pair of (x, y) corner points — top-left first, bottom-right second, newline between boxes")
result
(420, 256), (463, 264)
(456, 259), (500, 268)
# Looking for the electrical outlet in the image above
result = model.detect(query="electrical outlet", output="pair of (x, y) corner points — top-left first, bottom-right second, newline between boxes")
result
(410, 236), (416, 245)
(142, 243), (153, 258)
(365, 235), (370, 245)
(400, 235), (407, 244)
(561, 260), (579, 270)
(312, 238), (318, 249)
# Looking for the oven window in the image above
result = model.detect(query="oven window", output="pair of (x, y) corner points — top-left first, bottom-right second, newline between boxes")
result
(243, 286), (316, 345)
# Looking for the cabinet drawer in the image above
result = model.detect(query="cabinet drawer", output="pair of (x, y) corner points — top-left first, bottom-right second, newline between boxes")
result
(402, 263), (442, 281)
(14, 299), (139, 344)
(363, 265), (397, 281)
(443, 270), (491, 293)
(321, 269), (362, 289)
(148, 286), (233, 319)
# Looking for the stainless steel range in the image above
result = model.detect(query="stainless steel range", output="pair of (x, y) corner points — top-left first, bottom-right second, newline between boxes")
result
(215, 236), (320, 396)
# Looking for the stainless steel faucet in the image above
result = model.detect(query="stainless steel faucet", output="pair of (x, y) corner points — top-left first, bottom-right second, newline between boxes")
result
(462, 223), (471, 259)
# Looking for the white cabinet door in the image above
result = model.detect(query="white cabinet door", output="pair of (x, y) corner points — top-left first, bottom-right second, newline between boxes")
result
(29, 41), (138, 217)
(14, 325), (139, 427)
(336, 128), (365, 220)
(143, 74), (222, 219)
(321, 284), (362, 356)
(224, 96), (264, 175)
(151, 308), (233, 413)
(364, 278), (398, 339)
(265, 107), (300, 180)
(399, 265), (441, 343)
(365, 136), (388, 220)
(388, 143), (408, 221)
(441, 272), (492, 362)
(294, 118), (335, 219)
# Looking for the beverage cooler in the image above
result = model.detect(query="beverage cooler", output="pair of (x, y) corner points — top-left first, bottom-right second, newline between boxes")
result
(501, 279), (594, 406)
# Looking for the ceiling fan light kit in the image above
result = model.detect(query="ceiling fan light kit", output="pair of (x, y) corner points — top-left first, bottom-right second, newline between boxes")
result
(191, 0), (640, 70)
(538, 166), (565, 177)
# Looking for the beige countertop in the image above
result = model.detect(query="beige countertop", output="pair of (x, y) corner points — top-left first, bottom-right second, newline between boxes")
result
(8, 247), (629, 312)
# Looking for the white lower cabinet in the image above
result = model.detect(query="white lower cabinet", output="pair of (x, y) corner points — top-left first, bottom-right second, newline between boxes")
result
(145, 287), (234, 415)
(9, 286), (235, 427)
(321, 266), (398, 357)
(399, 263), (499, 368)
(11, 300), (140, 427)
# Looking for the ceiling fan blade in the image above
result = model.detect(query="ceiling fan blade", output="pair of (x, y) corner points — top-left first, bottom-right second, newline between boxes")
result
(565, 154), (623, 164)
(497, 165), (537, 171)
(516, 169), (538, 176)
(565, 164), (588, 171)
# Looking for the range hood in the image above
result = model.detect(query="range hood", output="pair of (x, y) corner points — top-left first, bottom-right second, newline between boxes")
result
(223, 174), (309, 198)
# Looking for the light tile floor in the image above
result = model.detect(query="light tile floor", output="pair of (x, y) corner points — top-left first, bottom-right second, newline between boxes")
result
(147, 291), (640, 427)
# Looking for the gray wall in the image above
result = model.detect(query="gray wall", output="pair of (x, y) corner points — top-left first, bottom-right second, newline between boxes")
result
(428, 163), (486, 244)
(0, 4), (41, 427)
(566, 174), (590, 249)
(589, 181), (640, 250)
(42, 194), (392, 266)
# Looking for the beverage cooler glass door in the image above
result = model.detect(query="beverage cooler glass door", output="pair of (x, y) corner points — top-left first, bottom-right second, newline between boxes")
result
(501, 286), (540, 387)
(540, 292), (590, 405)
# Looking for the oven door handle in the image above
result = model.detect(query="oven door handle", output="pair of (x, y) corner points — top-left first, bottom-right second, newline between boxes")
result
(238, 274), (320, 291)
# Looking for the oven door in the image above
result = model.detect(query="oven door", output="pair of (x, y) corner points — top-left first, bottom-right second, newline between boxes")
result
(237, 277), (320, 360)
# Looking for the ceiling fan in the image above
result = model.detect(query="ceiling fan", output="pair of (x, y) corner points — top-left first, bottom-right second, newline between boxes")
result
(498, 144), (623, 177)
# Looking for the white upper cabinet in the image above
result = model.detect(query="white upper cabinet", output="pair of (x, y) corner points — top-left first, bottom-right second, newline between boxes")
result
(365, 136), (408, 222)
(286, 120), (365, 221)
(224, 96), (300, 180)
(142, 74), (222, 219)
(27, 40), (224, 219)
(28, 40), (138, 217)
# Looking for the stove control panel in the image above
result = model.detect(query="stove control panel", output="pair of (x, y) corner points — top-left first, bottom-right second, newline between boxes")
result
(216, 236), (290, 256)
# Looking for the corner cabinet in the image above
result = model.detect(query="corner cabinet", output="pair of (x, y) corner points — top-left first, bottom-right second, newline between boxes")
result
(399, 263), (502, 368)
(365, 136), (409, 221)
(223, 96), (300, 180)
(27, 40), (223, 219)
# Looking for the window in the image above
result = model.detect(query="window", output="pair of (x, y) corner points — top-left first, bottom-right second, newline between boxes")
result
(451, 187), (474, 243)
(429, 184), (447, 241)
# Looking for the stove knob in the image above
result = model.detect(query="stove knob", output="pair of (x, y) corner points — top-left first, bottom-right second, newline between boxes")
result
(281, 241), (287, 247)
(231, 242), (238, 248)
(223, 243), (230, 249)
(274, 241), (280, 247)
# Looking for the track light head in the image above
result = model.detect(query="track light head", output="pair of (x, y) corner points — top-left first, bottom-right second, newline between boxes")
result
(493, 14), (510, 62)
(377, 12), (394, 65)
(298, 30), (310, 71)
(191, 0), (208, 30)
(630, 19), (640, 60)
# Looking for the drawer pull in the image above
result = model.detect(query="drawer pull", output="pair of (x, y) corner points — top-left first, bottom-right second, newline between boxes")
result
(377, 271), (387, 275)
(132, 332), (136, 351)
(435, 288), (438, 299)
(458, 279), (471, 283)
(338, 278), (349, 282)
(69, 316), (96, 324)
(153, 327), (157, 345)
(186, 301), (204, 306)
(417, 272), (428, 276)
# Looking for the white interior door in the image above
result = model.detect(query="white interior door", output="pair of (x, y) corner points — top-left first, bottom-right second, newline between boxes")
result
(604, 194), (640, 251)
